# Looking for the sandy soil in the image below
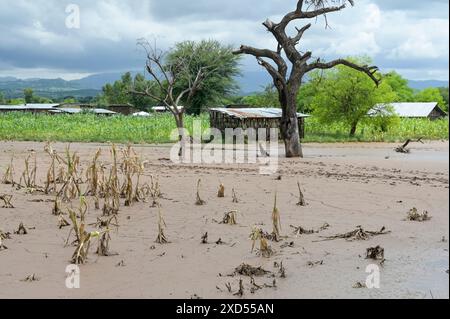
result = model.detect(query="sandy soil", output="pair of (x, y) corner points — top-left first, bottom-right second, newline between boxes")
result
(0, 140), (448, 299)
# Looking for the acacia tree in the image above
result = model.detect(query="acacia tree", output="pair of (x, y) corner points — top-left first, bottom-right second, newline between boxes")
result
(233, 0), (380, 158)
(131, 41), (206, 131)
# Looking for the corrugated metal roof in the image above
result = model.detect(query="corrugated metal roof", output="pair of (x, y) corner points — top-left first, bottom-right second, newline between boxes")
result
(49, 108), (116, 115)
(210, 108), (310, 119)
(0, 103), (60, 110)
(372, 102), (443, 118)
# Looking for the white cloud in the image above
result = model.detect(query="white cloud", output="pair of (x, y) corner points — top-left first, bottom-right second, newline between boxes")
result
(0, 0), (447, 81)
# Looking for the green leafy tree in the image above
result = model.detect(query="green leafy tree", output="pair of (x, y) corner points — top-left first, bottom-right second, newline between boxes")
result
(23, 88), (53, 104)
(241, 85), (281, 107)
(311, 57), (397, 137)
(383, 71), (414, 102)
(24, 88), (34, 104)
(0, 92), (5, 104)
(415, 87), (447, 112)
(439, 87), (449, 111)
(167, 40), (241, 114)
(100, 72), (158, 110)
(296, 76), (322, 113)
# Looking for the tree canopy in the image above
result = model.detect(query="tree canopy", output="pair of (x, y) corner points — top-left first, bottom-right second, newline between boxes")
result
(310, 57), (397, 137)
(99, 72), (158, 110)
(167, 40), (241, 115)
(414, 87), (448, 112)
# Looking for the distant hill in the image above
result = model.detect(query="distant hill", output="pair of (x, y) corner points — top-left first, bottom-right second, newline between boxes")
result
(1, 71), (448, 100)
(71, 72), (139, 90)
(0, 72), (142, 99)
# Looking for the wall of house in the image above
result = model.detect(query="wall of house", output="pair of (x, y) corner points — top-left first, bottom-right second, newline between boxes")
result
(210, 111), (305, 140)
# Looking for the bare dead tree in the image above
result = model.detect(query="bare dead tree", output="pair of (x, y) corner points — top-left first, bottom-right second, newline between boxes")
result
(233, 0), (380, 158)
(130, 40), (214, 154)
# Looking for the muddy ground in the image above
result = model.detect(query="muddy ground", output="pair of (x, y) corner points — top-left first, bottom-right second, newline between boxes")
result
(0, 141), (448, 299)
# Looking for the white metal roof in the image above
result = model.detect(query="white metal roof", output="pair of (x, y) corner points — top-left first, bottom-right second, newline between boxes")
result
(49, 108), (116, 115)
(0, 103), (60, 110)
(372, 102), (443, 118)
(210, 108), (310, 119)
(152, 106), (184, 112)
(132, 111), (152, 117)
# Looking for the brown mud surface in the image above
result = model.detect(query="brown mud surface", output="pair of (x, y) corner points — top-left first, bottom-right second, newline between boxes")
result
(0, 141), (448, 299)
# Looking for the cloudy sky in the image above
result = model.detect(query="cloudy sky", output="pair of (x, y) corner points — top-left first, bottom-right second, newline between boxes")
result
(0, 0), (448, 81)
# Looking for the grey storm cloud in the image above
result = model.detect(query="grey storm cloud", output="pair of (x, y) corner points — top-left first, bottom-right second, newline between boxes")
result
(0, 0), (448, 80)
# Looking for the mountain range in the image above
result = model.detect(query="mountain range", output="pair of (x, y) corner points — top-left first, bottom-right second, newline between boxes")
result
(0, 72), (448, 100)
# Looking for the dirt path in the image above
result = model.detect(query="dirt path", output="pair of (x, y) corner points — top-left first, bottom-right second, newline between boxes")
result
(0, 141), (448, 299)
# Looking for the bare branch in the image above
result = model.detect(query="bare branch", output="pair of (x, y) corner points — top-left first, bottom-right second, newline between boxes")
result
(306, 58), (380, 85)
(233, 45), (288, 77)
(291, 23), (312, 45)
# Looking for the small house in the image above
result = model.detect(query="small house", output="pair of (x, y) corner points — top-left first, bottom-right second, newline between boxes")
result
(209, 107), (309, 140)
(0, 103), (61, 113)
(371, 102), (447, 120)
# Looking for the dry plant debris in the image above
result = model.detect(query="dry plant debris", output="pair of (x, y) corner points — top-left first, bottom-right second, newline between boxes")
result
(52, 195), (63, 216)
(366, 246), (385, 260)
(296, 181), (307, 206)
(195, 179), (206, 206)
(234, 263), (270, 277)
(352, 282), (367, 289)
(318, 226), (391, 242)
(234, 279), (244, 297)
(406, 208), (432, 222)
(278, 261), (286, 278)
(290, 225), (315, 236)
(217, 183), (225, 198)
(0, 194), (14, 208)
(21, 274), (40, 282)
(0, 230), (11, 240)
(221, 211), (237, 225)
(395, 138), (424, 154)
(201, 232), (208, 244)
(14, 222), (28, 235)
(0, 236), (8, 251)
(307, 260), (324, 267)
(58, 215), (70, 229)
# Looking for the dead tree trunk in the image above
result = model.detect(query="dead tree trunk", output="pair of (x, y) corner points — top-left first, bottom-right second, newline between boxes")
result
(233, 0), (380, 158)
(281, 94), (303, 157)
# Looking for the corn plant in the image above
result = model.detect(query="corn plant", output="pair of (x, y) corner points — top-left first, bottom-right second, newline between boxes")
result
(1, 156), (14, 185)
(155, 203), (169, 244)
(296, 181), (306, 206)
(57, 146), (82, 202)
(0, 194), (14, 208)
(221, 211), (237, 225)
(84, 149), (102, 196)
(66, 197), (101, 264)
(271, 193), (281, 241)
(232, 188), (239, 203)
(91, 215), (118, 256)
(44, 143), (60, 194)
(19, 152), (37, 189)
(195, 179), (206, 206)
(250, 227), (273, 258)
(217, 183), (225, 198)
